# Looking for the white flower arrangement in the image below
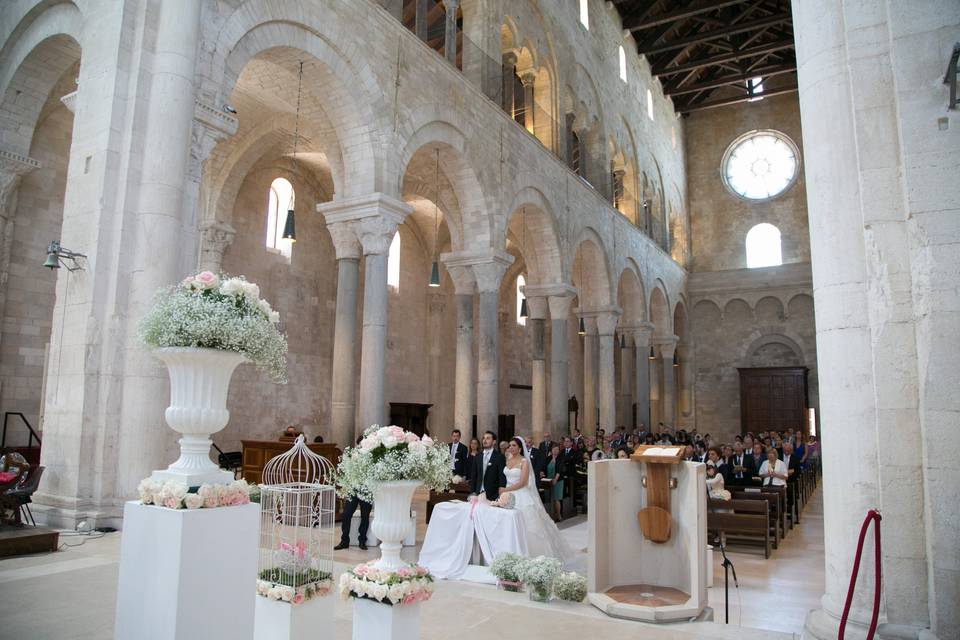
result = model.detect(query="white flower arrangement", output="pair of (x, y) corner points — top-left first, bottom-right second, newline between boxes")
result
(335, 425), (453, 503)
(519, 555), (562, 602)
(137, 478), (253, 509)
(138, 272), (288, 383)
(552, 571), (588, 602)
(489, 552), (525, 591)
(338, 562), (434, 606)
(257, 543), (333, 606)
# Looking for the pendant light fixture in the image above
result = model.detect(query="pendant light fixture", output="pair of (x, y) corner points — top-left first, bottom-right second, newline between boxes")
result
(518, 207), (528, 319)
(429, 147), (441, 287)
(619, 333), (626, 349)
(673, 351), (680, 368)
(648, 345), (656, 360)
(282, 61), (304, 242)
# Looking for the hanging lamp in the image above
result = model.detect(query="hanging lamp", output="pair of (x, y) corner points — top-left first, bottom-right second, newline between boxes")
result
(429, 148), (441, 287)
(620, 333), (626, 349)
(578, 316), (586, 336)
(648, 345), (656, 360)
(576, 255), (585, 335)
(519, 207), (528, 318)
(673, 351), (680, 368)
(283, 61), (305, 242)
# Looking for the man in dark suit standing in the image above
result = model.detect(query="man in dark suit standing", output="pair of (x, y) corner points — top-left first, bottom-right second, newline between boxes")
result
(470, 430), (507, 501)
(448, 429), (468, 478)
(729, 442), (753, 485)
(335, 436), (371, 551)
(745, 442), (765, 484)
(781, 442), (801, 481)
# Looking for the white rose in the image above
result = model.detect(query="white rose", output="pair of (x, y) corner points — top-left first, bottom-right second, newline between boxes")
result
(184, 493), (203, 509)
(241, 281), (260, 301)
(372, 584), (388, 601)
(220, 278), (245, 297)
(164, 481), (188, 502)
(421, 436), (433, 446)
(280, 586), (295, 602)
(269, 310), (280, 324)
(383, 435), (398, 449)
(408, 440), (426, 455)
(257, 298), (272, 314)
(376, 426), (391, 439)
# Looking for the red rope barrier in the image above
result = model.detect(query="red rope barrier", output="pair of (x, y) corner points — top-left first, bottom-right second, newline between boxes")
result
(838, 509), (882, 640)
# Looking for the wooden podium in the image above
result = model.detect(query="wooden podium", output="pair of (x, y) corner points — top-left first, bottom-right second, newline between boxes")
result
(631, 445), (685, 544)
(587, 456), (708, 622)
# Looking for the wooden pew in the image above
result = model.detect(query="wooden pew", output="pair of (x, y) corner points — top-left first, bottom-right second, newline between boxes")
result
(761, 485), (791, 530)
(707, 498), (771, 559)
(731, 489), (782, 547)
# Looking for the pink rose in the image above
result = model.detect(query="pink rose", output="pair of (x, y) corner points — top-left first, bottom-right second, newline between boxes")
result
(403, 595), (416, 605)
(404, 432), (419, 444)
(421, 436), (434, 447)
(397, 568), (409, 577)
(163, 496), (181, 509)
(292, 594), (304, 605)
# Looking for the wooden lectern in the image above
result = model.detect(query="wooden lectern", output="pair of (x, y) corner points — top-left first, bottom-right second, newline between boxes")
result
(631, 445), (685, 543)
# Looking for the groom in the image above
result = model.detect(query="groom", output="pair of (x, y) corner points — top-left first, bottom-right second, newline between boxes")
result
(470, 430), (506, 501)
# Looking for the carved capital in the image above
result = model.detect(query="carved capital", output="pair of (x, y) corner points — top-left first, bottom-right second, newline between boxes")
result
(575, 305), (623, 336)
(318, 193), (412, 256)
(627, 321), (655, 347)
(441, 249), (514, 294)
(198, 221), (236, 272)
(60, 90), (77, 114)
(654, 334), (679, 359)
(326, 222), (361, 260)
(0, 148), (41, 220)
(442, 263), (476, 295)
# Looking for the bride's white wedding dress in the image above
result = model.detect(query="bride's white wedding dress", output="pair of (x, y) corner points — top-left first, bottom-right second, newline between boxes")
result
(418, 443), (574, 580)
(503, 464), (572, 561)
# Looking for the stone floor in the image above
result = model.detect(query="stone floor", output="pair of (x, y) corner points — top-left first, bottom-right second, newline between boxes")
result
(0, 489), (823, 639)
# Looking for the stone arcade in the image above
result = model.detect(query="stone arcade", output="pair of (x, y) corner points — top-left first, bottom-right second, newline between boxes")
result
(0, 1), (956, 639)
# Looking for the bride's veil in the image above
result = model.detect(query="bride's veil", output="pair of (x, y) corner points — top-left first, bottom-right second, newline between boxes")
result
(516, 436), (541, 500)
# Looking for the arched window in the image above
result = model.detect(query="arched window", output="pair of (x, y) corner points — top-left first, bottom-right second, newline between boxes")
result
(387, 231), (401, 289)
(579, 0), (589, 29)
(266, 177), (294, 260)
(516, 274), (527, 326)
(647, 89), (654, 120)
(618, 45), (627, 82)
(746, 223), (782, 268)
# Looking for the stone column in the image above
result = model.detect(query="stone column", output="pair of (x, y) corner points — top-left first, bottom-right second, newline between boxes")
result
(525, 295), (548, 445)
(442, 263), (475, 436)
(380, 0), (403, 19)
(197, 221), (236, 273)
(579, 315), (597, 433)
(793, 1), (959, 637)
(0, 151), (41, 350)
(415, 0), (430, 41)
(648, 347), (661, 429)
(657, 337), (678, 427)
(618, 332), (633, 427)
(318, 219), (362, 449)
(519, 71), (537, 134)
(595, 311), (620, 435)
(677, 343), (694, 421)
(631, 323), (654, 431)
(442, 250), (513, 435)
(546, 289), (575, 436)
(442, 0), (459, 65)
(501, 52), (518, 115)
(320, 194), (412, 435)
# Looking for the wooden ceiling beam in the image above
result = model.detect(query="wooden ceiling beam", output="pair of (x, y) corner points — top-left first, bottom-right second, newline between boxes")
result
(665, 64), (796, 96)
(627, 0), (746, 31)
(679, 83), (799, 113)
(638, 12), (791, 56)
(652, 39), (794, 76)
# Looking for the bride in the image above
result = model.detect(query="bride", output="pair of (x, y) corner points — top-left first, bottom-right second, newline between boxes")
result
(499, 437), (572, 561)
(418, 435), (573, 579)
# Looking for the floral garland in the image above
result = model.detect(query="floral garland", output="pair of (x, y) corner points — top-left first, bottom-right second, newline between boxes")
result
(335, 425), (452, 503)
(338, 562), (434, 606)
(257, 570), (333, 604)
(138, 272), (288, 383)
(137, 478), (253, 510)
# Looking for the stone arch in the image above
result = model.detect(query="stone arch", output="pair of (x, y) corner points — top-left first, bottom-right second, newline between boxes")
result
(723, 298), (753, 321)
(571, 228), (613, 308)
(616, 264), (646, 325)
(692, 299), (722, 329)
(755, 296), (785, 323)
(504, 185), (562, 286)
(207, 13), (385, 196)
(787, 293), (815, 318)
(0, 2), (83, 155)
(743, 333), (805, 367)
(673, 301), (689, 343)
(397, 121), (490, 252)
(649, 283), (671, 336)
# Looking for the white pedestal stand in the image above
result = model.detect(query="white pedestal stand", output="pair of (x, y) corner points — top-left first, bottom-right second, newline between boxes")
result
(114, 501), (259, 640)
(255, 594), (334, 640)
(352, 598), (421, 640)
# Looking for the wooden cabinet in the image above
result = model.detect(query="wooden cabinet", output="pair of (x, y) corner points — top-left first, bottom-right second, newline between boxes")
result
(738, 367), (808, 435)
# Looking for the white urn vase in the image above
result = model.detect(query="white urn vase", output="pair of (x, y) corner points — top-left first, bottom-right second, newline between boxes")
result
(371, 480), (421, 570)
(151, 347), (245, 486)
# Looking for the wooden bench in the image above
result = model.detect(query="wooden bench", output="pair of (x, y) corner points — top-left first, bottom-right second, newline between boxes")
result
(708, 498), (771, 558)
(731, 489), (782, 547)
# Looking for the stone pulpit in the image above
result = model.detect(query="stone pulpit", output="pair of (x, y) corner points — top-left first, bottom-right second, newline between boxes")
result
(587, 447), (708, 622)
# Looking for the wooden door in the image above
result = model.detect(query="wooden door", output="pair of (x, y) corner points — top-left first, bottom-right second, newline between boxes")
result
(738, 367), (808, 434)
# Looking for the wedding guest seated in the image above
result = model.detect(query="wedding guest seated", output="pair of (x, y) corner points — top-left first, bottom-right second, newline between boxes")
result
(758, 448), (788, 487)
(706, 447), (729, 479)
(705, 461), (730, 501)
(682, 444), (696, 461)
(694, 441), (707, 462)
(572, 428), (584, 447)
(587, 438), (605, 461)
(616, 447), (631, 459)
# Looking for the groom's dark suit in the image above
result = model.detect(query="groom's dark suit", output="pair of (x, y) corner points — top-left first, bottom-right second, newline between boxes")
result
(470, 447), (507, 501)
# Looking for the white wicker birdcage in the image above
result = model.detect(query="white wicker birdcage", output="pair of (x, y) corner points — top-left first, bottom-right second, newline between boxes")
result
(256, 435), (337, 604)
